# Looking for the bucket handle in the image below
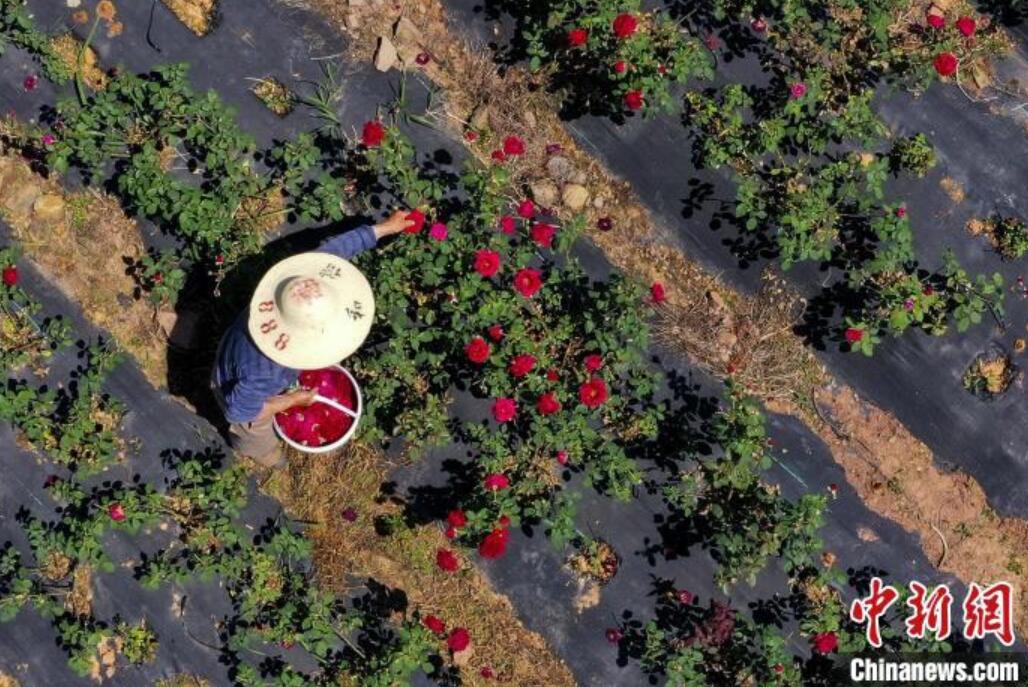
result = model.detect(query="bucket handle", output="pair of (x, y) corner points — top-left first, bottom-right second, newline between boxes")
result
(314, 394), (359, 419)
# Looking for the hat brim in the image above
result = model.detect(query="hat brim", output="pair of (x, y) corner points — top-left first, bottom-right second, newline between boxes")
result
(248, 252), (375, 369)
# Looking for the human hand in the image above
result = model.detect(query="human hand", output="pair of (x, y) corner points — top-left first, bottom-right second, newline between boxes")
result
(289, 389), (318, 407)
(373, 210), (417, 239)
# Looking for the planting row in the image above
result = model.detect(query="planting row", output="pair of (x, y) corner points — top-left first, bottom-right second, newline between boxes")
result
(486, 0), (1013, 355)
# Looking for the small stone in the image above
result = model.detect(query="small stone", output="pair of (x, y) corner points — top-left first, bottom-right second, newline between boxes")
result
(530, 181), (559, 208)
(593, 196), (605, 209)
(32, 194), (66, 223)
(393, 16), (423, 46)
(523, 110), (537, 128)
(546, 155), (573, 182)
(374, 36), (398, 71)
(562, 183), (589, 211)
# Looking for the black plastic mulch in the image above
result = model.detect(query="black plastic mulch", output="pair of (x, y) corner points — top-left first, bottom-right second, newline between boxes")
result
(0, 0), (1006, 685)
(438, 0), (1028, 522)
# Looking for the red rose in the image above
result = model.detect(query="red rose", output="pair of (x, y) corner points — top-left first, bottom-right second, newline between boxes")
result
(447, 509), (467, 528)
(509, 354), (537, 378)
(497, 515), (510, 527)
(790, 82), (807, 99)
(423, 615), (446, 635)
(514, 268), (543, 298)
(448, 628), (471, 653)
(491, 398), (517, 423)
(108, 504), (126, 522)
(612, 13), (638, 38)
(896, 206), (907, 218)
(605, 628), (623, 643)
(546, 368), (559, 382)
(445, 526), (457, 539)
(811, 632), (838, 655)
(464, 130), (479, 142)
(499, 215), (516, 234)
(537, 392), (562, 415)
(484, 473), (510, 491)
(650, 282), (666, 304)
(530, 222), (556, 248)
(579, 378), (609, 408)
(2, 266), (18, 287)
(556, 451), (568, 465)
(362, 120), (385, 147)
(922, 285), (935, 296)
(956, 16), (976, 37)
(517, 199), (536, 219)
(503, 135), (525, 156)
(491, 149), (506, 163)
(613, 60), (627, 74)
(934, 52), (958, 77)
(465, 337), (491, 364)
(405, 208), (426, 233)
(480, 666), (495, 679)
(773, 663), (784, 674)
(478, 527), (509, 559)
(475, 249), (501, 277)
(436, 548), (460, 572)
(487, 325), (504, 342)
(677, 589), (693, 605)
(751, 17), (767, 33)
(624, 90), (644, 110)
(568, 27), (588, 47)
(926, 12), (945, 29)
(844, 328), (864, 344)
(584, 354), (603, 372)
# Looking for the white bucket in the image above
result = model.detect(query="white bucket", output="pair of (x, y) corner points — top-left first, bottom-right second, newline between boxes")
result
(273, 365), (363, 454)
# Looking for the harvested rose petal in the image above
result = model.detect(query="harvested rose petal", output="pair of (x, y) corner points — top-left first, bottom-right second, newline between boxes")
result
(23, 74), (38, 91)
(415, 52), (432, 65)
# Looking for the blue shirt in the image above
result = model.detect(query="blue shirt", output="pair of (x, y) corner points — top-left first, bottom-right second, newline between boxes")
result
(215, 225), (377, 423)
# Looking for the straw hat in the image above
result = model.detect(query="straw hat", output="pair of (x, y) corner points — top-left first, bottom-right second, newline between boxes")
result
(248, 252), (375, 369)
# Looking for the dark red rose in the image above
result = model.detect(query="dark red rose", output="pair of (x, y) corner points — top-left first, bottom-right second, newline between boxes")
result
(465, 336), (491, 364)
(530, 222), (556, 248)
(750, 17), (767, 33)
(464, 130), (479, 142)
(215, 254), (225, 265)
(342, 507), (358, 522)
(650, 282), (666, 304)
(556, 451), (568, 465)
(677, 589), (694, 605)
(509, 354), (537, 378)
(423, 615), (446, 634)
(597, 216), (613, 231)
(415, 51), (432, 65)
(445, 526), (457, 539)
(956, 16), (976, 37)
(612, 13), (638, 38)
(498, 515), (510, 527)
(503, 135), (525, 156)
(405, 208), (426, 233)
(774, 664), (785, 674)
(436, 548), (460, 572)
(2, 266), (18, 287)
(517, 199), (536, 219)
(475, 249), (501, 277)
(844, 328), (864, 344)
(567, 28), (588, 47)
(448, 628), (471, 652)
(447, 509), (467, 528)
(491, 149), (506, 163)
(108, 504), (126, 522)
(487, 325), (504, 342)
(926, 12), (945, 29)
(613, 60), (627, 74)
(478, 527), (509, 559)
(546, 143), (562, 154)
(537, 392), (562, 415)
(584, 354), (603, 372)
(934, 52), (958, 77)
(658, 64), (667, 75)
(922, 285), (935, 296)
(624, 90), (644, 110)
(579, 378), (609, 408)
(153, 272), (164, 285)
(605, 628), (623, 643)
(499, 215), (516, 235)
(546, 368), (559, 382)
(361, 120), (385, 147)
(484, 473), (510, 491)
(23, 74), (38, 91)
(811, 632), (838, 655)
(491, 398), (517, 423)
(513, 268), (543, 297)
(480, 666), (495, 679)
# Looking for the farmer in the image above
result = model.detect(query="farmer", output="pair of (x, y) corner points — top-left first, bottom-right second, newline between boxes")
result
(212, 211), (414, 468)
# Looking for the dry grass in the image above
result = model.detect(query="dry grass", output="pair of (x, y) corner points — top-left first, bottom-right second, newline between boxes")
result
(161, 0), (218, 36)
(264, 443), (575, 687)
(49, 34), (107, 90)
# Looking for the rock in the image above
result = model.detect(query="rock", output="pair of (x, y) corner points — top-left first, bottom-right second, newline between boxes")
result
(570, 170), (588, 185)
(546, 155), (573, 182)
(4, 183), (41, 216)
(593, 196), (605, 209)
(396, 42), (421, 66)
(561, 183), (589, 211)
(469, 104), (491, 131)
(393, 16), (423, 46)
(32, 194), (66, 223)
(343, 12), (361, 29)
(530, 181), (559, 208)
(523, 110), (537, 128)
(374, 36), (398, 71)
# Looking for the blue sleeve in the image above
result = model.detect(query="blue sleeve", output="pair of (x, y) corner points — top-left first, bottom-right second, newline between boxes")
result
(222, 376), (285, 424)
(319, 225), (377, 260)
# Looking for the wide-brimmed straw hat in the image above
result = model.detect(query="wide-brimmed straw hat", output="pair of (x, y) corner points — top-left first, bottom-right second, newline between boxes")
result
(248, 252), (375, 369)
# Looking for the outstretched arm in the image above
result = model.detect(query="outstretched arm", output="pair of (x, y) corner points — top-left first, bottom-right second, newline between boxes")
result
(319, 211), (416, 259)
